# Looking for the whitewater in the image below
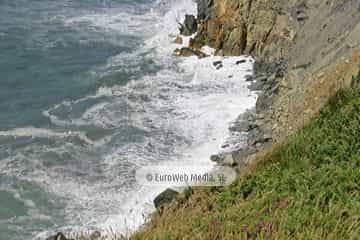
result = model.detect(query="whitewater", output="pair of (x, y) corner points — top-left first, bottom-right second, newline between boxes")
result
(0, 0), (257, 239)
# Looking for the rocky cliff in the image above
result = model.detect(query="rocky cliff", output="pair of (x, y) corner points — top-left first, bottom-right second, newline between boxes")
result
(192, 0), (360, 147)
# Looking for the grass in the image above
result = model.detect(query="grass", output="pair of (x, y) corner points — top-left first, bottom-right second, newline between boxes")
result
(131, 74), (360, 240)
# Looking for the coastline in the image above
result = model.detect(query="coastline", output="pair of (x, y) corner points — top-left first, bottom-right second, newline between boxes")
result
(44, 0), (360, 239)
(131, 0), (360, 238)
(44, 1), (260, 239)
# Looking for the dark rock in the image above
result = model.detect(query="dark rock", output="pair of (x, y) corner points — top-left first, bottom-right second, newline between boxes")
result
(236, 59), (247, 65)
(154, 188), (179, 209)
(210, 154), (222, 162)
(245, 75), (254, 81)
(46, 232), (67, 240)
(213, 60), (223, 69)
(221, 143), (230, 148)
(212, 60), (222, 66)
(216, 64), (223, 70)
(179, 14), (198, 36)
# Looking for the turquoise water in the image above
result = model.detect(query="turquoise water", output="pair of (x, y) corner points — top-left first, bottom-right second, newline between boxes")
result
(0, 0), (256, 239)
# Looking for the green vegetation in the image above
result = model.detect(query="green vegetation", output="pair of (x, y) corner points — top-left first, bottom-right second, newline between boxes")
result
(132, 76), (360, 240)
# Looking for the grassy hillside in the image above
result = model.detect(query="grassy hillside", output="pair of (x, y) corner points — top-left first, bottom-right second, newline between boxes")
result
(132, 73), (360, 240)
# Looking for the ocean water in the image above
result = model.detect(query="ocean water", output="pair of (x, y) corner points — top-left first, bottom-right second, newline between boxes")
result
(0, 0), (257, 239)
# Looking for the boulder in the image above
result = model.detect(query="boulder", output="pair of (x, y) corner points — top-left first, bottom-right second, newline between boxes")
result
(236, 59), (247, 65)
(179, 15), (198, 36)
(46, 232), (67, 240)
(154, 188), (179, 209)
(212, 61), (222, 66)
(210, 154), (222, 162)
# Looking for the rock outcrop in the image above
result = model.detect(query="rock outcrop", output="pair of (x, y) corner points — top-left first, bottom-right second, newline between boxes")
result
(195, 0), (296, 61)
(174, 47), (208, 58)
(192, 0), (360, 165)
(179, 14), (198, 36)
(195, 0), (360, 145)
(154, 188), (179, 210)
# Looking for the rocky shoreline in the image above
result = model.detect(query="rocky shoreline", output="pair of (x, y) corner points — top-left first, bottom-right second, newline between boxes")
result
(153, 0), (360, 215)
(45, 0), (360, 239)
(173, 0), (360, 166)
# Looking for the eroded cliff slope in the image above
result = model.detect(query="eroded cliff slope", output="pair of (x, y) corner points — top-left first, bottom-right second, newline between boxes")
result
(193, 0), (360, 143)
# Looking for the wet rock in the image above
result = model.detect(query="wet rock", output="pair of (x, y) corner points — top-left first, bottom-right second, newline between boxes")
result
(221, 143), (230, 148)
(179, 14), (198, 36)
(212, 60), (223, 69)
(236, 59), (247, 65)
(216, 64), (223, 70)
(46, 232), (68, 240)
(210, 154), (222, 162)
(212, 60), (222, 66)
(154, 188), (179, 209)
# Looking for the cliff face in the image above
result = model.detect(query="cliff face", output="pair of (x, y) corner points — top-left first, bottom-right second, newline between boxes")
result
(195, 0), (360, 143)
(195, 0), (296, 61)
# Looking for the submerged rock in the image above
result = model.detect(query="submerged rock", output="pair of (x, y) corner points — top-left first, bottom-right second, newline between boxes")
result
(154, 188), (179, 209)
